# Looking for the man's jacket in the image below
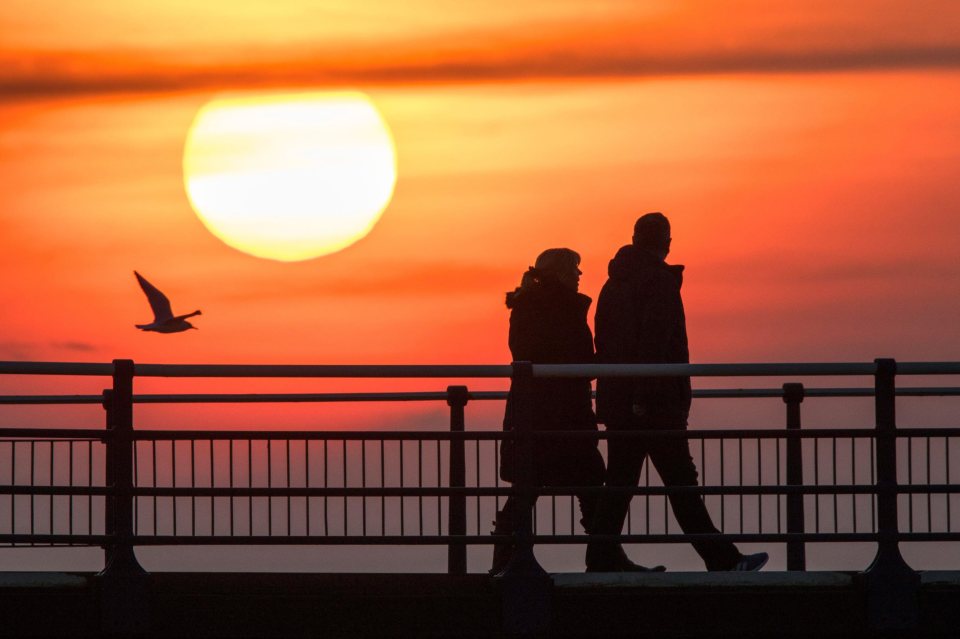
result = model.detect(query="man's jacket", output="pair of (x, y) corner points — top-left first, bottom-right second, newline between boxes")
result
(594, 244), (692, 426)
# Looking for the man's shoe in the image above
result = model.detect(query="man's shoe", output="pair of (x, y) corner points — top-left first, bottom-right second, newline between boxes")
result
(731, 552), (768, 571)
(612, 545), (665, 572)
(585, 544), (665, 573)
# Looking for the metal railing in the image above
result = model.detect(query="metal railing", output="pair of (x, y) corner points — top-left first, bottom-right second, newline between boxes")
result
(2, 359), (960, 578)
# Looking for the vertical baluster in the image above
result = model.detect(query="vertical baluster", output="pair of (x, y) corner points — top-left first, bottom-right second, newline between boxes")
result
(399, 440), (405, 536)
(946, 437), (952, 532)
(476, 439), (481, 537)
(247, 439), (253, 536)
(380, 440), (385, 535)
(30, 441), (35, 537)
(832, 438), (838, 533)
(323, 440), (329, 536)
(50, 441), (55, 535)
(926, 437), (932, 533)
(870, 437), (876, 530)
(417, 440), (423, 536)
(852, 437), (858, 533)
(10, 442), (15, 538)
(229, 440), (234, 537)
(756, 438), (762, 534)
(87, 441), (92, 537)
(907, 437), (914, 532)
(190, 440), (196, 537)
(361, 439), (367, 537)
(738, 438), (744, 534)
(306, 440), (311, 537)
(69, 441), (74, 538)
(172, 440), (178, 536)
(286, 439), (292, 537)
(209, 440), (215, 536)
(776, 438), (782, 534)
(720, 438), (726, 532)
(152, 442), (157, 536)
(267, 439), (273, 537)
(436, 441), (441, 535)
(814, 438), (820, 533)
(699, 437), (707, 533)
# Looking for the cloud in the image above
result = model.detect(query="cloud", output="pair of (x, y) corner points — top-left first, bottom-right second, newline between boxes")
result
(0, 340), (98, 359)
(0, 341), (35, 360)
(51, 340), (98, 352)
(3, 44), (960, 99)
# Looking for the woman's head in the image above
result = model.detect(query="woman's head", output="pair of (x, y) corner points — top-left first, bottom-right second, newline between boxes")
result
(506, 247), (583, 307)
(534, 248), (582, 292)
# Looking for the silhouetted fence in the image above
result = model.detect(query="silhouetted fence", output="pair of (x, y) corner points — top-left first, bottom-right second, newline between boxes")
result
(2, 359), (960, 577)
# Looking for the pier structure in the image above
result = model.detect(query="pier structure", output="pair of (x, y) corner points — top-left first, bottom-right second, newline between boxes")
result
(2, 358), (959, 637)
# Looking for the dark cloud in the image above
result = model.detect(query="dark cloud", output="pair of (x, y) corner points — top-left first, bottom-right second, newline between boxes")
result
(0, 341), (35, 360)
(51, 340), (98, 352)
(3, 45), (960, 99)
(0, 340), (98, 359)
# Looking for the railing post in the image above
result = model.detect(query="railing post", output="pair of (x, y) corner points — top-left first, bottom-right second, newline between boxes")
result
(446, 385), (468, 575)
(99, 358), (149, 636)
(865, 358), (918, 632)
(783, 383), (806, 571)
(498, 361), (551, 637)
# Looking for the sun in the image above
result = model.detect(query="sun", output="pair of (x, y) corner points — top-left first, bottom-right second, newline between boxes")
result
(182, 91), (397, 262)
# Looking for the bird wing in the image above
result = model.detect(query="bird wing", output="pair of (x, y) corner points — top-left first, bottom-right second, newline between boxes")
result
(134, 271), (175, 322)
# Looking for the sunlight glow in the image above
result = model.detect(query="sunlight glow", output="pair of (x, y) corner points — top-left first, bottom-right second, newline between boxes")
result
(183, 91), (397, 261)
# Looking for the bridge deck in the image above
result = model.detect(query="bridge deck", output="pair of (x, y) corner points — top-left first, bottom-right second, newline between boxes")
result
(3, 571), (959, 638)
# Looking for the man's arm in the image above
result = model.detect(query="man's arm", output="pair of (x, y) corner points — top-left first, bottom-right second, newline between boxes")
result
(631, 273), (682, 413)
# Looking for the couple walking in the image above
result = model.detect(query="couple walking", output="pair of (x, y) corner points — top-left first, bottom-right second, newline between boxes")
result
(493, 212), (768, 574)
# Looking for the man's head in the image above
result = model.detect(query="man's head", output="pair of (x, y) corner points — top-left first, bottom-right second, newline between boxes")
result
(632, 212), (671, 258)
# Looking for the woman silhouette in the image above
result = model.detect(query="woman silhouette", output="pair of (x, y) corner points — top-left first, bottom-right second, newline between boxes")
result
(492, 248), (661, 573)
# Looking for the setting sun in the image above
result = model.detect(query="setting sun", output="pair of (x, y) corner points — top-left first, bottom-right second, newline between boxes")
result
(182, 91), (397, 262)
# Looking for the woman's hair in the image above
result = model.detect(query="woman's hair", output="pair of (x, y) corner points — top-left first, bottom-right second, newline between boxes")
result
(506, 248), (581, 307)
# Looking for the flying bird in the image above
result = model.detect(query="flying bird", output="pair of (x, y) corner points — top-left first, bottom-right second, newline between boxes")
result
(134, 271), (202, 333)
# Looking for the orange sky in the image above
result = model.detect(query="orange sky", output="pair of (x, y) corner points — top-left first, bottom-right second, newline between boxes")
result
(1, 2), (960, 392)
(3, 2), (960, 576)
(3, 1), (960, 94)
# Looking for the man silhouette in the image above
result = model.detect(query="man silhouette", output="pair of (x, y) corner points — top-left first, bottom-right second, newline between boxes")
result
(587, 212), (768, 571)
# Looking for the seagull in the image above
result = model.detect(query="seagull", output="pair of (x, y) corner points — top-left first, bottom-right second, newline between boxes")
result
(134, 271), (202, 333)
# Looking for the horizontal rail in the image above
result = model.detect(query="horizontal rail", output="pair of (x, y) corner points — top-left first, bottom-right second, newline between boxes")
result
(6, 532), (960, 546)
(3, 360), (959, 380)
(134, 363), (513, 378)
(4, 534), (884, 546)
(0, 429), (107, 439)
(3, 483), (956, 498)
(0, 361), (114, 376)
(0, 395), (106, 405)
(533, 362), (878, 377)
(4, 427), (960, 440)
(0, 535), (111, 545)
(5, 386), (960, 406)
